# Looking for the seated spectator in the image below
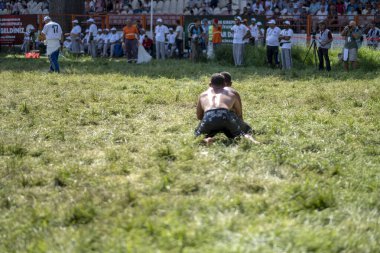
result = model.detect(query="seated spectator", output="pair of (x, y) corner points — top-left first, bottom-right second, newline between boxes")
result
(336, 0), (346, 15)
(347, 6), (358, 20)
(142, 35), (153, 55)
(362, 3), (375, 15)
(309, 0), (321, 14)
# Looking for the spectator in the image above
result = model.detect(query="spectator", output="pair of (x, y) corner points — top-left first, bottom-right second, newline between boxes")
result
(109, 27), (122, 58)
(309, 0), (321, 14)
(175, 19), (184, 58)
(341, 20), (362, 71)
(123, 19), (139, 63)
(336, 0), (346, 15)
(366, 22), (379, 49)
(266, 19), (281, 68)
(142, 35), (153, 55)
(154, 18), (169, 60)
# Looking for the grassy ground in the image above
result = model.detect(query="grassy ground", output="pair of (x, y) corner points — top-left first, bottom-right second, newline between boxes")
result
(0, 48), (380, 252)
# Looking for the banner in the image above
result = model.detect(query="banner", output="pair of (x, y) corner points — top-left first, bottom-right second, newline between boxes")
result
(183, 15), (266, 47)
(0, 15), (38, 45)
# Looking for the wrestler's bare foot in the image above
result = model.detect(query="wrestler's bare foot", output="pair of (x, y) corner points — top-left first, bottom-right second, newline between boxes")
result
(204, 137), (214, 145)
(244, 134), (261, 144)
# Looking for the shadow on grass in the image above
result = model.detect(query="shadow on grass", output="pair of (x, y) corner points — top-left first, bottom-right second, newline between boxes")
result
(0, 49), (379, 81)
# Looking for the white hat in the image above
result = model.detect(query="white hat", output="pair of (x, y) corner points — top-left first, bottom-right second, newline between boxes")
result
(157, 18), (163, 22)
(111, 27), (117, 31)
(85, 29), (89, 33)
(66, 36), (71, 40)
(268, 19), (276, 24)
(87, 18), (95, 23)
(98, 28), (102, 32)
(43, 16), (51, 22)
(251, 18), (256, 22)
(257, 21), (262, 26)
(235, 16), (242, 21)
(169, 28), (173, 31)
(105, 28), (109, 32)
(284, 20), (291, 25)
(72, 19), (79, 23)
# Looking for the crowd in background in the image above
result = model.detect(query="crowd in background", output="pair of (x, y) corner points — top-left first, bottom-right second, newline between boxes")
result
(83, 0), (380, 18)
(0, 0), (49, 14)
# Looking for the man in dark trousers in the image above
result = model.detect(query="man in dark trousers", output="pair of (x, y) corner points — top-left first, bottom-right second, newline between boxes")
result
(317, 21), (333, 71)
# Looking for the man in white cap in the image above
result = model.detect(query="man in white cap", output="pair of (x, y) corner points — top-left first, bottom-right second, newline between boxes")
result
(101, 28), (111, 57)
(109, 27), (122, 58)
(166, 28), (176, 57)
(249, 18), (262, 46)
(87, 18), (98, 58)
(279, 20), (293, 70)
(96, 29), (104, 53)
(256, 21), (265, 46)
(231, 16), (250, 66)
(67, 19), (81, 55)
(155, 18), (169, 60)
(41, 16), (63, 73)
(82, 29), (90, 54)
(265, 19), (281, 68)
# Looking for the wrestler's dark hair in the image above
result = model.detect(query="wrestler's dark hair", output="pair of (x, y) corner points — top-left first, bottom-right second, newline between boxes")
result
(220, 71), (232, 84)
(211, 73), (225, 87)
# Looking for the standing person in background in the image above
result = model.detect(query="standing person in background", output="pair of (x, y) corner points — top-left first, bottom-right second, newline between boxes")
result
(189, 19), (204, 61)
(279, 20), (293, 70)
(68, 20), (81, 56)
(256, 21), (265, 46)
(341, 21), (362, 71)
(41, 16), (63, 73)
(123, 19), (139, 63)
(249, 18), (262, 46)
(87, 18), (98, 58)
(211, 18), (222, 49)
(231, 16), (250, 67)
(265, 19), (281, 68)
(366, 23), (379, 49)
(154, 18), (169, 60)
(175, 19), (184, 58)
(201, 19), (210, 51)
(317, 21), (333, 71)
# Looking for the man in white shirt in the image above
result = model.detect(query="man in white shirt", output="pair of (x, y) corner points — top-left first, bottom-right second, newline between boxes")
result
(96, 29), (104, 52)
(167, 28), (176, 58)
(279, 20), (293, 70)
(265, 19), (281, 68)
(67, 19), (81, 55)
(366, 23), (379, 49)
(101, 29), (111, 57)
(231, 16), (250, 66)
(155, 18), (169, 60)
(87, 18), (98, 58)
(41, 16), (63, 73)
(249, 18), (262, 46)
(109, 27), (122, 58)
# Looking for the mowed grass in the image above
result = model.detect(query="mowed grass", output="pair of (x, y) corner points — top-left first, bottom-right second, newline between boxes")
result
(0, 49), (380, 252)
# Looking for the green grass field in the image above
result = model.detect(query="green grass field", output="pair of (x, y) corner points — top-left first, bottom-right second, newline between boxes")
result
(0, 47), (380, 252)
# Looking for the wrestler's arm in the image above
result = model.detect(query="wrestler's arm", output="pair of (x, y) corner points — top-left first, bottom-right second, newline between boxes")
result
(196, 95), (204, 120)
(232, 94), (242, 119)
(233, 90), (243, 119)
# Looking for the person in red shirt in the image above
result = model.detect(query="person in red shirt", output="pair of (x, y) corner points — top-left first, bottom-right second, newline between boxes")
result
(142, 35), (153, 55)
